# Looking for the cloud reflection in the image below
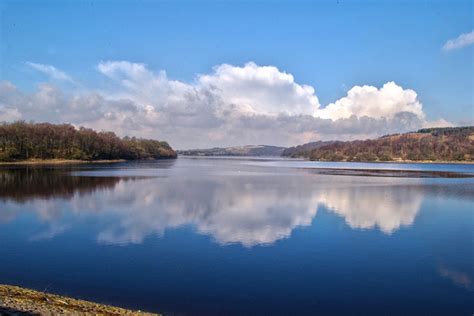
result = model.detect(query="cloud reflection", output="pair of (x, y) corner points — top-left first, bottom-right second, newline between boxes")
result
(317, 186), (422, 234)
(1, 166), (448, 246)
(92, 176), (320, 246)
(439, 264), (472, 289)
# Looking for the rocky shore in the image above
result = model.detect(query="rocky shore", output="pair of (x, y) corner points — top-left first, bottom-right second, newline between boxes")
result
(0, 285), (158, 315)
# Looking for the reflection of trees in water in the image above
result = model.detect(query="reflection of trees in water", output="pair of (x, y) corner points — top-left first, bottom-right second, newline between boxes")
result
(0, 168), (123, 202)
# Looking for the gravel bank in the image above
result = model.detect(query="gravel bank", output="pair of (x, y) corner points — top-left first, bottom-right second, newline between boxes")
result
(0, 285), (159, 315)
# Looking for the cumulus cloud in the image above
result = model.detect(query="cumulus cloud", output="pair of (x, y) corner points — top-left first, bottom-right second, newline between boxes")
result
(0, 61), (452, 148)
(315, 82), (424, 120)
(26, 62), (74, 82)
(199, 62), (319, 116)
(442, 30), (474, 51)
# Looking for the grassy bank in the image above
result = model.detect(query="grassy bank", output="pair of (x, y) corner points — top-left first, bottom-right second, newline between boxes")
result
(0, 284), (159, 315)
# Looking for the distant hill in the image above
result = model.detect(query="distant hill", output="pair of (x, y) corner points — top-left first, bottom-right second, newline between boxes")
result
(281, 141), (335, 158)
(308, 126), (474, 162)
(178, 145), (286, 157)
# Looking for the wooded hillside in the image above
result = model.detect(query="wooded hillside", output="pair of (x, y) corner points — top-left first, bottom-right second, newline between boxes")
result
(281, 141), (334, 158)
(309, 127), (474, 162)
(0, 121), (177, 162)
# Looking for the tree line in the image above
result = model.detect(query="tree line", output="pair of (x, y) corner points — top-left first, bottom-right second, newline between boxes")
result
(309, 127), (474, 162)
(0, 121), (177, 162)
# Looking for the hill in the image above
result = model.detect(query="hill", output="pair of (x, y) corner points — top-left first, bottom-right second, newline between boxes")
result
(281, 141), (335, 158)
(308, 126), (474, 162)
(178, 145), (286, 157)
(0, 121), (177, 162)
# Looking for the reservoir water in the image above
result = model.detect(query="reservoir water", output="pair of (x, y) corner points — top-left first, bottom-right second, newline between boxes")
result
(0, 157), (473, 315)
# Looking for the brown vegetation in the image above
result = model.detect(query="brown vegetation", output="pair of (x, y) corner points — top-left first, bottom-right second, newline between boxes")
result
(0, 121), (177, 162)
(309, 127), (474, 162)
(281, 141), (334, 158)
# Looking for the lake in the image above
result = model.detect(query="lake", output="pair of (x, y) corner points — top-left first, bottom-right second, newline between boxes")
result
(0, 157), (473, 315)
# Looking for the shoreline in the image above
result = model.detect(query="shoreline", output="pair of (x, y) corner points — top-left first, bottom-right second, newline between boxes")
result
(301, 167), (474, 178)
(0, 284), (158, 315)
(1, 157), (473, 166)
(179, 155), (474, 164)
(0, 159), (127, 165)
(307, 159), (474, 165)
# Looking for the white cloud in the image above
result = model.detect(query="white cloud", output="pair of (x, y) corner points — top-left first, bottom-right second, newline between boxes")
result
(199, 62), (320, 116)
(442, 30), (474, 51)
(0, 61), (452, 148)
(26, 62), (74, 82)
(422, 118), (453, 128)
(315, 81), (424, 120)
(97, 61), (193, 106)
(97, 61), (319, 117)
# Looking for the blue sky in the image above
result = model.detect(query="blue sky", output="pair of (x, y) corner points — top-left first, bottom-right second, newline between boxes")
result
(0, 0), (472, 147)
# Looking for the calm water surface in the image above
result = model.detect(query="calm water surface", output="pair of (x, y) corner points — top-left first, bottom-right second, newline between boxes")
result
(0, 157), (473, 315)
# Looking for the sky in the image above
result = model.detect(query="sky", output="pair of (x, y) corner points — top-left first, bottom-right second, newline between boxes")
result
(0, 0), (473, 149)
